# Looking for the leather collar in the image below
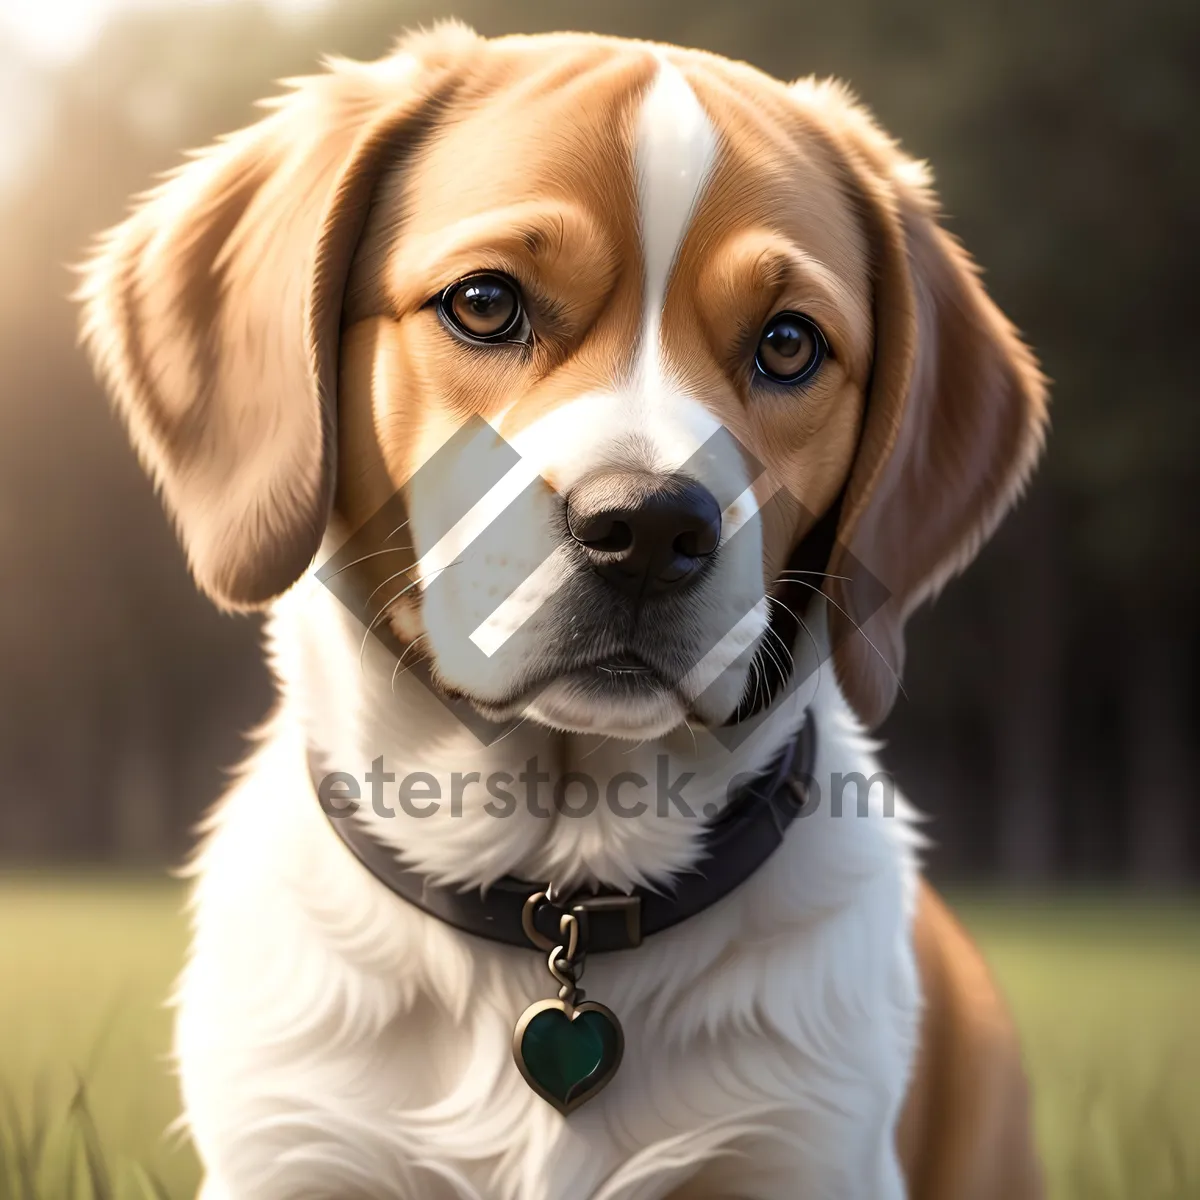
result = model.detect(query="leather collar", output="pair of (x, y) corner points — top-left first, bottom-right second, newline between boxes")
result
(309, 712), (815, 955)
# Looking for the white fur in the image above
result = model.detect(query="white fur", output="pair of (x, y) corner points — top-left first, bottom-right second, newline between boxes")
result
(634, 55), (717, 393)
(175, 60), (924, 1200)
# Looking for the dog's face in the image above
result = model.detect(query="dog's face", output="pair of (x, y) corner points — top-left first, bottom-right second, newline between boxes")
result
(340, 43), (874, 738)
(80, 26), (1046, 737)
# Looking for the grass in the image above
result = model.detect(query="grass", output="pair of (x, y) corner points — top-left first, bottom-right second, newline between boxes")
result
(0, 876), (1197, 1199)
(0, 875), (194, 1200)
(953, 893), (1200, 1199)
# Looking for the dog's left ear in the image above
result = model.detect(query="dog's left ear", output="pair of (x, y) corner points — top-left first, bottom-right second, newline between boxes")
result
(78, 26), (478, 609)
(792, 80), (1049, 728)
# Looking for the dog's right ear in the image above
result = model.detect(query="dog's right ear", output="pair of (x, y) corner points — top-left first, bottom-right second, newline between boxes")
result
(77, 25), (478, 610)
(790, 78), (1048, 728)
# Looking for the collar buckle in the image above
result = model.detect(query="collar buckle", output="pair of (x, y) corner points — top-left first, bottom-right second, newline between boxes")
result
(522, 890), (643, 953)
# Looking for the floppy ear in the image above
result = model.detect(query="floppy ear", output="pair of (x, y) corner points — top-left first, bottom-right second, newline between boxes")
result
(793, 80), (1049, 728)
(77, 26), (477, 609)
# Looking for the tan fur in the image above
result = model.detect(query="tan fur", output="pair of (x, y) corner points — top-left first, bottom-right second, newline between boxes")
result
(79, 26), (1045, 1197)
(899, 884), (1044, 1199)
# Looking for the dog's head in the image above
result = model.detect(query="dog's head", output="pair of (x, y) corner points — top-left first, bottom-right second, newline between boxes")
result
(79, 25), (1046, 739)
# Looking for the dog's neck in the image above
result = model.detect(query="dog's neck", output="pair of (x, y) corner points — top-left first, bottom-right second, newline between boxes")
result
(268, 575), (828, 895)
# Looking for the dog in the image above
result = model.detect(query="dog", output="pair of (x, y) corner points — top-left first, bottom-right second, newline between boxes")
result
(79, 24), (1047, 1200)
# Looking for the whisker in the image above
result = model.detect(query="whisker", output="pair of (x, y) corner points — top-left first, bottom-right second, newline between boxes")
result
(580, 735), (612, 761)
(320, 545), (415, 581)
(765, 593), (822, 697)
(390, 650), (433, 685)
(488, 712), (532, 748)
(763, 638), (793, 699)
(366, 564), (419, 607)
(759, 655), (771, 715)
(730, 595), (802, 724)
(360, 583), (424, 668)
(385, 519), (410, 542)
(747, 654), (765, 719)
(391, 633), (429, 693)
(758, 615), (791, 672)
(731, 648), (756, 723)
(774, 569), (853, 584)
(359, 561), (462, 670)
(683, 719), (699, 757)
(753, 632), (785, 694)
(772, 577), (906, 699)
(762, 618), (793, 665)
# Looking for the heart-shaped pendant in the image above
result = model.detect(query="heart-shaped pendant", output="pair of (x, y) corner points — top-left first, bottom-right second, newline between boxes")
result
(512, 998), (624, 1114)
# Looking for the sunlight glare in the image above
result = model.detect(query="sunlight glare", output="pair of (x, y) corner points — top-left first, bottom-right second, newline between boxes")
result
(0, 0), (329, 63)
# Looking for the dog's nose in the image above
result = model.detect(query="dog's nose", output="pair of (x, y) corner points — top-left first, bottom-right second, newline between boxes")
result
(566, 472), (722, 596)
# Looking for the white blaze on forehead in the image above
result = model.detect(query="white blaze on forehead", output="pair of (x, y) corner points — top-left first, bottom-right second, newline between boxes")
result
(635, 55), (718, 387)
(602, 54), (727, 475)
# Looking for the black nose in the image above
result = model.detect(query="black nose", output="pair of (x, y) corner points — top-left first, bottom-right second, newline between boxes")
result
(566, 472), (722, 596)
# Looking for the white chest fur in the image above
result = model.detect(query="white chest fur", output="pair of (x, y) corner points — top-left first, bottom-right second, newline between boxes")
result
(177, 583), (922, 1200)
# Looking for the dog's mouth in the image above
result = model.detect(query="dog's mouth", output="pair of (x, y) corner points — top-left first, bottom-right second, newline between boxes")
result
(435, 647), (685, 737)
(577, 653), (660, 682)
(438, 625), (798, 738)
(465, 651), (670, 709)
(416, 579), (806, 737)
(524, 651), (684, 737)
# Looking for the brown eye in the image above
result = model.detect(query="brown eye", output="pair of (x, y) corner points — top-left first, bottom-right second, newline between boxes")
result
(755, 312), (826, 384)
(440, 273), (523, 342)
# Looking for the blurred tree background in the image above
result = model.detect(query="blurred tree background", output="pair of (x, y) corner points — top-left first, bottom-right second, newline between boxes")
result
(0, 0), (1196, 882)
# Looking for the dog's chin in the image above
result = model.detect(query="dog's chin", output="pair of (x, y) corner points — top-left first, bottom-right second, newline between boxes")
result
(521, 674), (687, 739)
(454, 658), (694, 740)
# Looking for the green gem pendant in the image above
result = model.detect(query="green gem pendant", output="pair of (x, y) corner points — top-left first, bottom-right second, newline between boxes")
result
(512, 998), (624, 1115)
